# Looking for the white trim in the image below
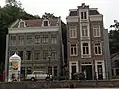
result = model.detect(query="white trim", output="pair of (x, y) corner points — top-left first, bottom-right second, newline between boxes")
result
(66, 16), (78, 22)
(10, 19), (19, 28)
(69, 61), (79, 79)
(79, 9), (89, 20)
(9, 27), (59, 33)
(81, 41), (91, 56)
(80, 23), (90, 38)
(18, 20), (26, 28)
(94, 43), (102, 55)
(93, 25), (101, 37)
(69, 26), (77, 38)
(81, 62), (92, 65)
(70, 43), (78, 56)
(95, 60), (106, 79)
(89, 15), (103, 21)
(42, 19), (50, 27)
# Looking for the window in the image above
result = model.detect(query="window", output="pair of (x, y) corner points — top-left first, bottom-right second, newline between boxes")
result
(35, 50), (40, 60)
(26, 51), (31, 60)
(27, 67), (32, 74)
(93, 25), (100, 37)
(43, 50), (48, 59)
(26, 35), (32, 44)
(94, 43), (102, 55)
(82, 25), (88, 37)
(35, 35), (40, 44)
(19, 36), (24, 45)
(70, 44), (77, 56)
(51, 34), (57, 44)
(10, 51), (15, 56)
(10, 36), (16, 45)
(54, 66), (57, 76)
(48, 66), (52, 75)
(18, 51), (23, 60)
(70, 26), (77, 38)
(82, 43), (89, 54)
(81, 12), (87, 19)
(21, 67), (25, 78)
(43, 21), (48, 26)
(51, 51), (56, 59)
(19, 22), (25, 28)
(43, 35), (48, 44)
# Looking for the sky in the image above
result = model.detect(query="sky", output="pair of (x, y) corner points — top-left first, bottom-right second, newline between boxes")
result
(0, 0), (119, 30)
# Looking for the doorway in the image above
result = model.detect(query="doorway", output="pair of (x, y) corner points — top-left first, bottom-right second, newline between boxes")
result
(97, 65), (103, 80)
(82, 65), (92, 80)
(71, 65), (76, 79)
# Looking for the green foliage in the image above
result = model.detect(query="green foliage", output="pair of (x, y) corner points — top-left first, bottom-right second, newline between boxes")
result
(42, 12), (58, 19)
(109, 20), (119, 54)
(0, 0), (40, 29)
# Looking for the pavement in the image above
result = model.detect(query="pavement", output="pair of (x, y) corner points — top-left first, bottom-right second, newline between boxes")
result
(55, 88), (119, 89)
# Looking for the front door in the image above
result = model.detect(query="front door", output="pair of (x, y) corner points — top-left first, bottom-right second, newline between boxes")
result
(82, 65), (92, 80)
(97, 65), (103, 80)
(71, 65), (76, 79)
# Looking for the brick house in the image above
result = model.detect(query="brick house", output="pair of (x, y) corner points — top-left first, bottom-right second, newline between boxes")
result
(66, 3), (111, 80)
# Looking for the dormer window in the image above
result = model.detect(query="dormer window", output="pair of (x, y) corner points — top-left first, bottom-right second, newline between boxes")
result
(42, 20), (50, 26)
(44, 21), (48, 26)
(19, 20), (25, 28)
(81, 12), (87, 19)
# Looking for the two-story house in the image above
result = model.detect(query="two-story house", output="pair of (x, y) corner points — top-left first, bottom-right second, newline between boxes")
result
(7, 17), (64, 79)
(66, 3), (111, 80)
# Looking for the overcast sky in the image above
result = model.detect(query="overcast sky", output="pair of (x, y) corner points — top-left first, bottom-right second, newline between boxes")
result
(0, 0), (119, 30)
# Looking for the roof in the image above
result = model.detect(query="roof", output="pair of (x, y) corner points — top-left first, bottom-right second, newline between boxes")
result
(111, 52), (119, 59)
(89, 10), (100, 15)
(11, 18), (59, 28)
(69, 11), (77, 16)
(9, 53), (21, 60)
(69, 10), (100, 16)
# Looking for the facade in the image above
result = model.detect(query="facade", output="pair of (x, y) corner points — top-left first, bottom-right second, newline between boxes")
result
(7, 17), (63, 78)
(111, 52), (119, 79)
(66, 3), (110, 80)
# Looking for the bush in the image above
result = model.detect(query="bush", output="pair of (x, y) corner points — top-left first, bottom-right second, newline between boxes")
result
(73, 72), (85, 80)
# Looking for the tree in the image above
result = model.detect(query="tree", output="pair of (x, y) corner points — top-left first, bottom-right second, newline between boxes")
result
(42, 12), (58, 19)
(109, 20), (119, 54)
(0, 0), (40, 81)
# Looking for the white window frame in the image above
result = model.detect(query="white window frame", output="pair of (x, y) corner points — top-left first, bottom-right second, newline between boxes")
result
(18, 36), (24, 45)
(18, 20), (26, 28)
(70, 44), (78, 56)
(69, 26), (77, 38)
(81, 12), (87, 19)
(93, 25), (101, 37)
(81, 41), (91, 55)
(79, 9), (88, 20)
(10, 35), (16, 45)
(51, 34), (57, 44)
(35, 35), (40, 44)
(94, 43), (102, 55)
(42, 19), (50, 26)
(80, 23), (90, 38)
(82, 25), (88, 37)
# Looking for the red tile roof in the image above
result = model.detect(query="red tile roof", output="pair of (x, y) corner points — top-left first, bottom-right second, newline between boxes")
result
(12, 18), (59, 28)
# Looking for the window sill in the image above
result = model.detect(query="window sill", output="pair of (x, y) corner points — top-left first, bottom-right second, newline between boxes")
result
(70, 54), (78, 56)
(94, 54), (102, 55)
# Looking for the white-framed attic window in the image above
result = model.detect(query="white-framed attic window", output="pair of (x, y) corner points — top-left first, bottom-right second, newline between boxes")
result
(18, 20), (26, 28)
(42, 19), (50, 26)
